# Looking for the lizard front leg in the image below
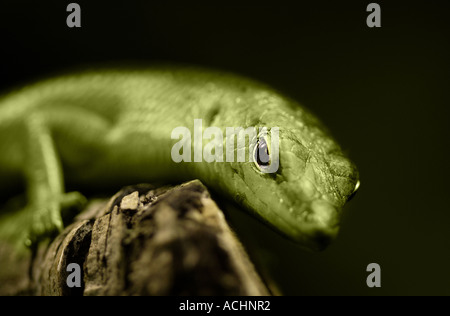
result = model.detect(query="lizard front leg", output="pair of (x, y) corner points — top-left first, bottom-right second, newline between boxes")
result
(23, 114), (86, 246)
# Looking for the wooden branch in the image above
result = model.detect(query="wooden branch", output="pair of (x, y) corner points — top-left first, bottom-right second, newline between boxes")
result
(0, 180), (269, 296)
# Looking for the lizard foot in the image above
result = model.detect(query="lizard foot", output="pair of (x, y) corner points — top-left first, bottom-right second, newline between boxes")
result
(26, 203), (63, 247)
(25, 192), (87, 247)
(60, 191), (88, 225)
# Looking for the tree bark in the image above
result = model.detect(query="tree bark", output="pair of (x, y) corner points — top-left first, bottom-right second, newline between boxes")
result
(0, 180), (270, 296)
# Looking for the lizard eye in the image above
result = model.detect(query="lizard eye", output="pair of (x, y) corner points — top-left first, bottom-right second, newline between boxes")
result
(254, 137), (271, 170)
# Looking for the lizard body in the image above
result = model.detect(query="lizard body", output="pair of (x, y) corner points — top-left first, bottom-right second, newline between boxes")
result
(0, 66), (359, 251)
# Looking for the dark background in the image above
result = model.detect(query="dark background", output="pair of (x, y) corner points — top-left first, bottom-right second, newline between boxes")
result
(1, 1), (449, 295)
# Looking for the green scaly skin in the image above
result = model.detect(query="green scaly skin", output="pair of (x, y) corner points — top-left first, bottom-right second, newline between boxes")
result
(0, 66), (359, 251)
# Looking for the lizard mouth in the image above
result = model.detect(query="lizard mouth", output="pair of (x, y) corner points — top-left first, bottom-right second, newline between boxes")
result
(307, 199), (339, 230)
(277, 197), (341, 251)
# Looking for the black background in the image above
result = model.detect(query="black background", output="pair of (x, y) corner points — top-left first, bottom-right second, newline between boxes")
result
(1, 1), (449, 295)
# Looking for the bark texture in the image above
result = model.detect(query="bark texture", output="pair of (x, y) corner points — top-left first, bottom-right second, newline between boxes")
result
(0, 180), (269, 296)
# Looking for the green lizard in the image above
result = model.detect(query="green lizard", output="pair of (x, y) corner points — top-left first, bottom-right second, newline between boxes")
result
(0, 66), (359, 251)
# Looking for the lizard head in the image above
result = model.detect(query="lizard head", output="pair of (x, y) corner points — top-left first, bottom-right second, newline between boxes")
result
(217, 91), (360, 251)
